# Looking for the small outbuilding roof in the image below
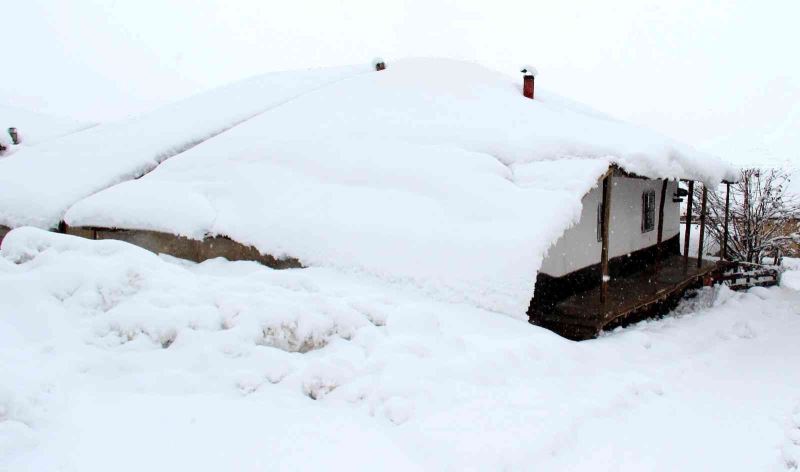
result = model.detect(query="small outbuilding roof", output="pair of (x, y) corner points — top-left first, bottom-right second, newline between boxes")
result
(0, 65), (367, 229)
(0, 104), (90, 148)
(40, 59), (738, 316)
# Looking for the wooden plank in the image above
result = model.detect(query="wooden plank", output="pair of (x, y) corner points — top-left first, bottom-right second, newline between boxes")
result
(601, 264), (715, 326)
(729, 281), (778, 291)
(722, 182), (730, 261)
(550, 255), (718, 329)
(600, 175), (612, 304)
(654, 179), (668, 275)
(0, 225), (10, 246)
(683, 181), (694, 272)
(697, 186), (708, 268)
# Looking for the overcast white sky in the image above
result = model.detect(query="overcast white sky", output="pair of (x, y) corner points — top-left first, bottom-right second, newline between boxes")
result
(2, 0), (798, 157)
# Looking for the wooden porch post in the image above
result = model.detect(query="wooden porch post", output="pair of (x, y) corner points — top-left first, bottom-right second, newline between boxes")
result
(600, 174), (612, 304)
(654, 179), (669, 276)
(683, 181), (694, 272)
(697, 185), (708, 268)
(722, 182), (730, 261)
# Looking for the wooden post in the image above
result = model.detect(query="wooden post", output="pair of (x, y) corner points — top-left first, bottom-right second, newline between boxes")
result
(654, 179), (669, 275)
(697, 185), (708, 268)
(600, 175), (612, 304)
(683, 181), (694, 272)
(722, 182), (730, 261)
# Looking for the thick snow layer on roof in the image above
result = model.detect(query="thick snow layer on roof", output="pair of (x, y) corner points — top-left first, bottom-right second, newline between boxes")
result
(66, 58), (736, 316)
(0, 104), (91, 148)
(0, 65), (367, 229)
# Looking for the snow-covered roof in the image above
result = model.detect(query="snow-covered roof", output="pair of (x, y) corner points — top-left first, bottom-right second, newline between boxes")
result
(0, 65), (367, 229)
(61, 58), (736, 317)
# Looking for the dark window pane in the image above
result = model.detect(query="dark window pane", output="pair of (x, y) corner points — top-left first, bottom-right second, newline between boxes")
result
(642, 190), (655, 232)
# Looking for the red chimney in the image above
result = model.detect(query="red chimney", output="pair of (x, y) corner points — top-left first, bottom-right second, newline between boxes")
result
(521, 66), (537, 99)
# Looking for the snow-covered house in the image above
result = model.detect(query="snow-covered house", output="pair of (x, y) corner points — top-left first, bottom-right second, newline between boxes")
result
(0, 59), (737, 339)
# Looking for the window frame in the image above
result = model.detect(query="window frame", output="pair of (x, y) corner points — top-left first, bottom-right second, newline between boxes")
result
(642, 189), (656, 233)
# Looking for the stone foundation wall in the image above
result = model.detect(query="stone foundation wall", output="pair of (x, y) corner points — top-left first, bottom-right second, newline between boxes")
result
(66, 226), (302, 269)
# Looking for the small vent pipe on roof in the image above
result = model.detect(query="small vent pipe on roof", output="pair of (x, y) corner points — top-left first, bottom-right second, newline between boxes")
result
(8, 127), (19, 145)
(521, 66), (537, 99)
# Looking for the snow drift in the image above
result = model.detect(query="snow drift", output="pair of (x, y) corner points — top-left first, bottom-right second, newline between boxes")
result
(2, 227), (800, 471)
(65, 58), (736, 317)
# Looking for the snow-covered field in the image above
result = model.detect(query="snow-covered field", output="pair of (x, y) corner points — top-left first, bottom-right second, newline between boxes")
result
(2, 227), (799, 471)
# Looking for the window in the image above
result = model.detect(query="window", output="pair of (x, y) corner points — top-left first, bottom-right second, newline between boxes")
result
(596, 202), (603, 242)
(642, 190), (656, 232)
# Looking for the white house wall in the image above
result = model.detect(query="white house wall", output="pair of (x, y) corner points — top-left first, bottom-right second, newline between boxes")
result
(539, 176), (680, 278)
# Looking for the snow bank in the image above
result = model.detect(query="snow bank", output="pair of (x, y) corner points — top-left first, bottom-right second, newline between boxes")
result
(2, 228), (800, 471)
(0, 227), (378, 354)
(0, 227), (552, 469)
(781, 257), (800, 290)
(0, 65), (368, 230)
(66, 58), (736, 317)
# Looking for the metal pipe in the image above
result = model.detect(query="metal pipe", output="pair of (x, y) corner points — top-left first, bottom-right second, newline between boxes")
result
(722, 182), (730, 261)
(683, 181), (694, 272)
(8, 127), (19, 145)
(600, 175), (612, 304)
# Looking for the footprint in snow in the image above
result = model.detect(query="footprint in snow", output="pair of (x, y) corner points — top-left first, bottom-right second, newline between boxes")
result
(782, 403), (800, 469)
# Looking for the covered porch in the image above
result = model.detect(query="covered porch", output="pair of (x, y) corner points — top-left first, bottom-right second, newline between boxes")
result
(537, 255), (718, 340)
(530, 165), (734, 340)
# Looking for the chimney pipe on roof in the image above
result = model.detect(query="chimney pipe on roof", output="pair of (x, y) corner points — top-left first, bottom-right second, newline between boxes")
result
(521, 66), (537, 99)
(373, 57), (386, 72)
(8, 127), (19, 145)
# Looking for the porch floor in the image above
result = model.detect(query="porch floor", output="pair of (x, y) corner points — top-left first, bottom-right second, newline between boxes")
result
(536, 255), (718, 340)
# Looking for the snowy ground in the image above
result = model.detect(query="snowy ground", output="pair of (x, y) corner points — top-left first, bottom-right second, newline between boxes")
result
(2, 228), (800, 471)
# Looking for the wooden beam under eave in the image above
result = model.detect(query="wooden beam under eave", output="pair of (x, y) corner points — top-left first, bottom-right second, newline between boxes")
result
(697, 185), (708, 268)
(683, 181), (694, 272)
(600, 174), (612, 304)
(654, 179), (668, 275)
